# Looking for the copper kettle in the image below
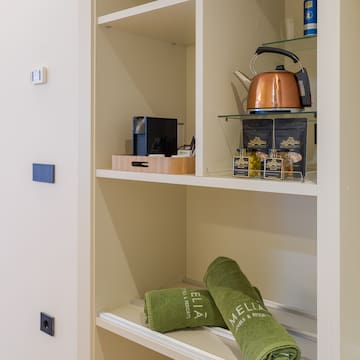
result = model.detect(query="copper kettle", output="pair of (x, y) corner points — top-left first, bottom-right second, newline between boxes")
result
(234, 47), (311, 113)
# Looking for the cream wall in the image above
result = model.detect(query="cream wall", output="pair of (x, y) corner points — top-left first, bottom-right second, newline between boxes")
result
(340, 0), (360, 358)
(0, 1), (90, 360)
(186, 187), (317, 314)
(318, 0), (360, 359)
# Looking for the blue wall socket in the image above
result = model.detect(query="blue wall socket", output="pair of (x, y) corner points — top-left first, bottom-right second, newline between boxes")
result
(32, 163), (55, 184)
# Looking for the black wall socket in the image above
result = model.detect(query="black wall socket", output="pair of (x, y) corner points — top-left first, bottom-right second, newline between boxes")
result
(40, 312), (55, 336)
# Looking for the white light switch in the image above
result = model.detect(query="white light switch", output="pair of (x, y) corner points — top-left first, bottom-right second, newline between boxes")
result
(31, 66), (47, 85)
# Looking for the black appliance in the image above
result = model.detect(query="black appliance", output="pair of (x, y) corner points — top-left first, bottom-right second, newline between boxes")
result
(132, 116), (177, 157)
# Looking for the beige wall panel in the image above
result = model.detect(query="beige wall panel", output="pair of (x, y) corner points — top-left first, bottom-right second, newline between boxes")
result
(340, 0), (360, 358)
(201, 0), (285, 174)
(95, 180), (187, 312)
(95, 181), (139, 312)
(186, 187), (317, 313)
(284, 0), (304, 39)
(95, 29), (188, 168)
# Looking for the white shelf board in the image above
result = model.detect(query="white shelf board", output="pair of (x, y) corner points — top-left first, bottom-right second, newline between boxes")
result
(97, 307), (239, 360)
(96, 169), (318, 197)
(96, 299), (317, 360)
(97, 0), (195, 45)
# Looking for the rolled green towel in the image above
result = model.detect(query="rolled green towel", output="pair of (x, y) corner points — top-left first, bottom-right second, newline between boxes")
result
(145, 286), (263, 333)
(144, 287), (226, 333)
(204, 257), (301, 360)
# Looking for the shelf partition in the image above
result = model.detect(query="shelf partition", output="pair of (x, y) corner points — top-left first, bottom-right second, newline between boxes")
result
(96, 298), (316, 360)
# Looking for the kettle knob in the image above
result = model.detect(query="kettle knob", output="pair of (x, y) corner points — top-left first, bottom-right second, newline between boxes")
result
(275, 65), (285, 71)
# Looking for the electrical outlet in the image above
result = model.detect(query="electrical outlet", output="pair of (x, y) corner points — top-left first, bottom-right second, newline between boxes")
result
(40, 312), (55, 336)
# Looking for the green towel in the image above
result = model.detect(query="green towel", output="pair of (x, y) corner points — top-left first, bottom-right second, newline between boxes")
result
(144, 287), (226, 333)
(144, 286), (264, 333)
(204, 257), (301, 360)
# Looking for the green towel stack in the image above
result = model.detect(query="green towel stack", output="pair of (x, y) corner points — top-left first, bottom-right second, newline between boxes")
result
(144, 287), (226, 333)
(204, 256), (301, 360)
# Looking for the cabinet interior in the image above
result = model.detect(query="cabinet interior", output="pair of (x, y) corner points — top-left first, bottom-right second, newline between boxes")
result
(95, 180), (317, 358)
(96, 181), (317, 313)
(95, 0), (195, 170)
(94, 0), (318, 359)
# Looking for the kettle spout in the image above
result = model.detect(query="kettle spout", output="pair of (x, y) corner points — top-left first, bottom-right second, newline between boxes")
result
(234, 70), (251, 90)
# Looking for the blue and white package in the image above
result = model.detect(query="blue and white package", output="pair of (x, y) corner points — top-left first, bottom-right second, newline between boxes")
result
(304, 0), (317, 36)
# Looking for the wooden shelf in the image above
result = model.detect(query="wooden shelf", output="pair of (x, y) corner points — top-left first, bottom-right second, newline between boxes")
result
(97, 0), (195, 45)
(96, 169), (317, 197)
(96, 298), (316, 360)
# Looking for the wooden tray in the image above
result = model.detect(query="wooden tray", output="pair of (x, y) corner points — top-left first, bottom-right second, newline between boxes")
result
(112, 155), (195, 175)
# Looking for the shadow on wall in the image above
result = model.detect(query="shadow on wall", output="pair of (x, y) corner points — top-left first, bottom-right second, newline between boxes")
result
(187, 186), (316, 242)
(98, 179), (187, 297)
(185, 186), (317, 313)
(256, 0), (286, 40)
(103, 28), (188, 122)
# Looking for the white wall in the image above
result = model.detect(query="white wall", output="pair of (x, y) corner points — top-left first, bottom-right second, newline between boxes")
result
(0, 1), (90, 359)
(317, 0), (360, 359)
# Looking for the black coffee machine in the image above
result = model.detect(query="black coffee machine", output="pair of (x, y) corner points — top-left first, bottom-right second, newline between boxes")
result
(133, 116), (177, 157)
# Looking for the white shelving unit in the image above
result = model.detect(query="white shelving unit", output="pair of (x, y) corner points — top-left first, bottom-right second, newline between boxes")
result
(93, 1), (320, 359)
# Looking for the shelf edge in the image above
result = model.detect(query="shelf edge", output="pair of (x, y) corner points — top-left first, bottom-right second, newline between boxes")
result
(98, 0), (191, 25)
(97, 314), (225, 360)
(96, 169), (318, 197)
(97, 305), (316, 359)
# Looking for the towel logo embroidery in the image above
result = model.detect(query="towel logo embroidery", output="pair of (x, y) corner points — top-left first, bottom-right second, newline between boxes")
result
(228, 301), (270, 333)
(182, 289), (208, 320)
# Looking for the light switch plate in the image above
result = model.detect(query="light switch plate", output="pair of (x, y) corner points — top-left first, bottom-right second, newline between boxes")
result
(31, 66), (47, 85)
(32, 163), (55, 183)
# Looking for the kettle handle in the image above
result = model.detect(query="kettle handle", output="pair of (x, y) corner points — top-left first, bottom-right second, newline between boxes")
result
(255, 46), (300, 63)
